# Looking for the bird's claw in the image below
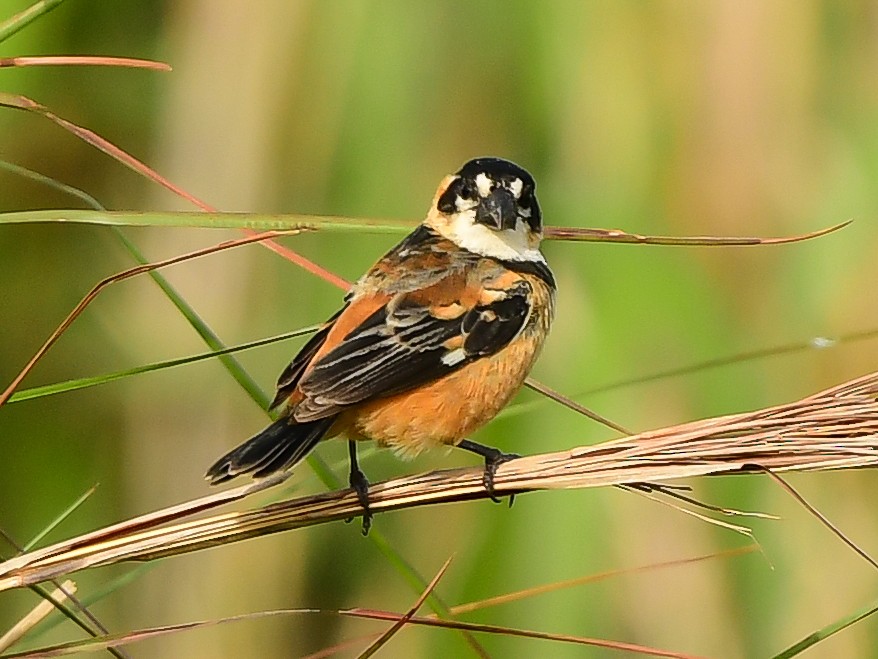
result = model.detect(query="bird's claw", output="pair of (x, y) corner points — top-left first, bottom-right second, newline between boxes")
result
(482, 450), (520, 504)
(347, 467), (372, 535)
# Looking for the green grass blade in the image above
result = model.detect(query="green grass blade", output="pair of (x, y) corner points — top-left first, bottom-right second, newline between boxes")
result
(0, 0), (66, 44)
(0, 209), (414, 234)
(1, 486), (123, 658)
(17, 583), (128, 659)
(0, 162), (103, 208)
(110, 228), (269, 410)
(23, 486), (98, 552)
(8, 327), (318, 404)
(773, 599), (878, 658)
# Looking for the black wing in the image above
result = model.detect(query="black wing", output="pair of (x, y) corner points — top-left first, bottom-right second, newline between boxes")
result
(270, 306), (347, 410)
(294, 280), (532, 419)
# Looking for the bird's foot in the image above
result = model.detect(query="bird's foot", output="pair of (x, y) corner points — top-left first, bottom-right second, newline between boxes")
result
(345, 440), (372, 534)
(458, 439), (520, 505)
(348, 466), (372, 535)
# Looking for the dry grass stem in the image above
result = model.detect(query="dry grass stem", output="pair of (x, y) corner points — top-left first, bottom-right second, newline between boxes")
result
(1, 370), (876, 592)
(356, 556), (456, 658)
(0, 230), (298, 407)
(0, 56), (172, 69)
(543, 219), (850, 245)
(0, 580), (76, 651)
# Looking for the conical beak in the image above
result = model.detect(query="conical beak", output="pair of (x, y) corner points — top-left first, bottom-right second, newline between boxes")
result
(476, 188), (518, 231)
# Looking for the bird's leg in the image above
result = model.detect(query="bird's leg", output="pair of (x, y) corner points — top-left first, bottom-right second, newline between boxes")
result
(347, 440), (372, 535)
(457, 439), (520, 504)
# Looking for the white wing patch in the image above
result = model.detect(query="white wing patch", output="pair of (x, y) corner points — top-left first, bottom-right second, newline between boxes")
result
(440, 347), (467, 366)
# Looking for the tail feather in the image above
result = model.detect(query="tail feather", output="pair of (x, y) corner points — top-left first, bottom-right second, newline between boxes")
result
(206, 415), (337, 485)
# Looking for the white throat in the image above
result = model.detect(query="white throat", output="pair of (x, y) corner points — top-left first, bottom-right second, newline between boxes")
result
(441, 211), (545, 262)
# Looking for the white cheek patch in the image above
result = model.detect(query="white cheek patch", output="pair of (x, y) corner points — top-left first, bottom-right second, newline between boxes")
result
(475, 173), (493, 198)
(442, 212), (545, 262)
(455, 196), (478, 212)
(509, 178), (523, 198)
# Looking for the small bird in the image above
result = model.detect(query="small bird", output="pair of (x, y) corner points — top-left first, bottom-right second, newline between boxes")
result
(206, 157), (556, 532)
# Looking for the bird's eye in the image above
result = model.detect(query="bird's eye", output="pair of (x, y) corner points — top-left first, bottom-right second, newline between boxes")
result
(458, 179), (478, 200)
(437, 177), (475, 213)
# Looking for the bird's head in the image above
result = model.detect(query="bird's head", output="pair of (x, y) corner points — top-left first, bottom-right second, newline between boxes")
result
(427, 157), (544, 262)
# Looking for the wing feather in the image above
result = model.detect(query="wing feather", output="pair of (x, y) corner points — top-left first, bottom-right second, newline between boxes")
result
(294, 278), (533, 419)
(270, 306), (346, 410)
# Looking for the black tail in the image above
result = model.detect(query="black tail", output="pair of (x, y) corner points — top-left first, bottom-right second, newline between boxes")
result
(205, 415), (337, 485)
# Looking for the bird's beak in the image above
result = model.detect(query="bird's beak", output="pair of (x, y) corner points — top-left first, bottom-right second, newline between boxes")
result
(476, 188), (518, 231)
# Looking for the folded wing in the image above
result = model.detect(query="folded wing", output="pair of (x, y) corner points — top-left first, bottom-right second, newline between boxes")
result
(294, 279), (533, 420)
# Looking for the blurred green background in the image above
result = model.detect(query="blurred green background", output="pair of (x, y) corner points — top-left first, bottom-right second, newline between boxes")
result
(2, 1), (878, 657)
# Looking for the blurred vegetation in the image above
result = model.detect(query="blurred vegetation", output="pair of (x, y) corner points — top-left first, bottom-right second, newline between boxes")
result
(2, 1), (878, 657)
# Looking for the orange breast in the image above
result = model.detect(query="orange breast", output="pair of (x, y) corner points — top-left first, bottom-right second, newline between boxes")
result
(337, 335), (542, 458)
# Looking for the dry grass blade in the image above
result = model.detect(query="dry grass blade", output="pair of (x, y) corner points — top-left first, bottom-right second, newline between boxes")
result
(0, 610), (316, 658)
(1, 370), (876, 592)
(0, 93), (206, 208)
(627, 486), (757, 538)
(763, 470), (878, 570)
(544, 220), (851, 245)
(0, 230), (297, 407)
(448, 546), (758, 616)
(356, 556), (455, 659)
(524, 378), (633, 434)
(249, 228), (349, 290)
(0, 606), (694, 658)
(1, 490), (129, 659)
(340, 609), (700, 658)
(0, 93), (348, 288)
(0, 580), (76, 652)
(0, 56), (171, 69)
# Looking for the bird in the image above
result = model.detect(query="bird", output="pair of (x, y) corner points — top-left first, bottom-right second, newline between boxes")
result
(206, 157), (556, 532)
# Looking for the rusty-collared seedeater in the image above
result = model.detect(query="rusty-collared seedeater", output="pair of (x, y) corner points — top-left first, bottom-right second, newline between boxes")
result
(206, 157), (555, 531)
